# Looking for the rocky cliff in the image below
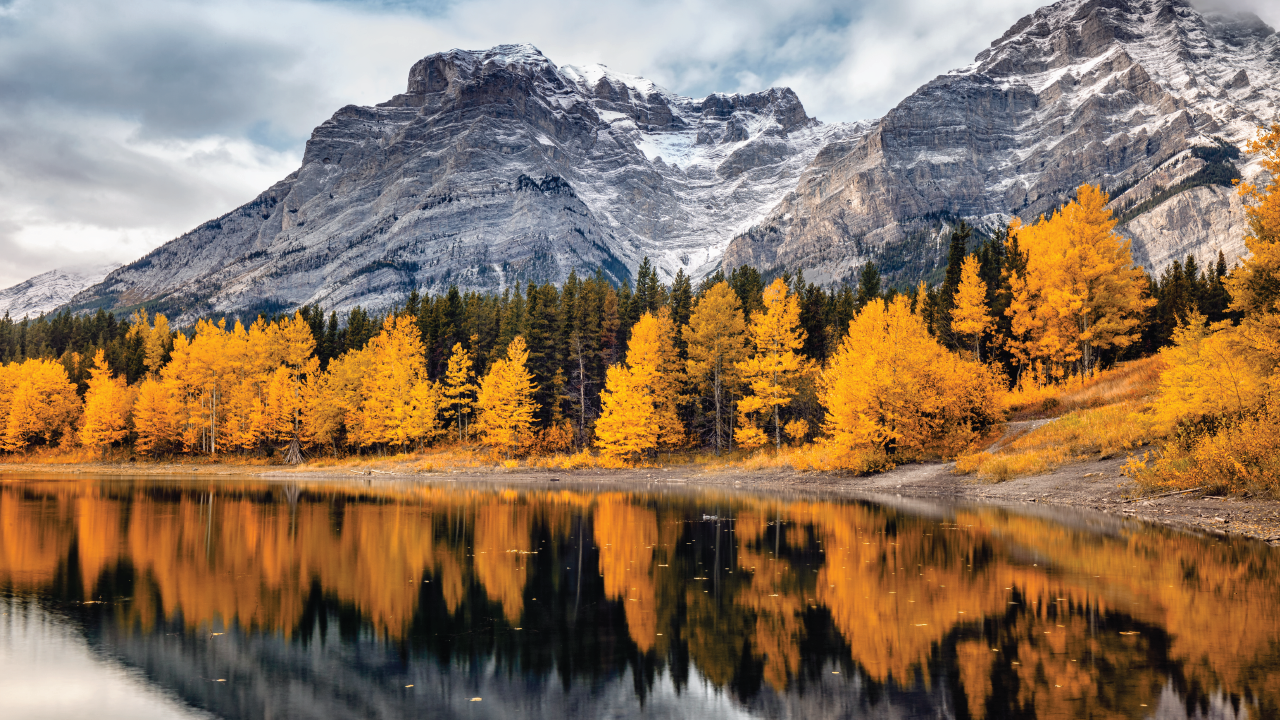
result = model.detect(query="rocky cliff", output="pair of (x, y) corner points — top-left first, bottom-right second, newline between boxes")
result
(68, 45), (854, 321)
(723, 0), (1280, 285)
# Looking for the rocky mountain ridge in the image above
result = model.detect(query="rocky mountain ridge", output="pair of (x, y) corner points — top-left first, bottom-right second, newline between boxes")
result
(724, 0), (1279, 285)
(53, 0), (1280, 321)
(68, 45), (857, 322)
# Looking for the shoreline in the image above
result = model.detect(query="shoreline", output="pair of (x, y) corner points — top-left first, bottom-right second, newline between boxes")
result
(5, 455), (1279, 546)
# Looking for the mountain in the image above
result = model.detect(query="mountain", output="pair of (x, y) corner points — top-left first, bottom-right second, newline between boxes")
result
(68, 45), (857, 322)
(723, 0), (1279, 285)
(0, 264), (120, 320)
(54, 0), (1280, 320)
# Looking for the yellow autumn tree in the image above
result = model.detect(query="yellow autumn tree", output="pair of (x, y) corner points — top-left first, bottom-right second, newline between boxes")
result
(1011, 187), (1150, 373)
(594, 364), (657, 463)
(301, 348), (370, 452)
(736, 278), (806, 450)
(625, 310), (684, 448)
(683, 281), (748, 453)
(1007, 185), (1152, 376)
(475, 336), (538, 456)
(132, 376), (183, 455)
(349, 315), (441, 449)
(952, 254), (993, 359)
(80, 349), (133, 451)
(594, 310), (685, 461)
(0, 359), (81, 452)
(1151, 315), (1269, 432)
(821, 296), (1001, 463)
(128, 310), (172, 376)
(442, 342), (478, 442)
(1229, 123), (1280, 369)
(160, 321), (231, 454)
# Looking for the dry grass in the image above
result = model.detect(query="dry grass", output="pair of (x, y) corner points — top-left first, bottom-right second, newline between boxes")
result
(1003, 356), (1166, 420)
(1126, 401), (1280, 497)
(0, 447), (284, 466)
(957, 401), (1159, 482)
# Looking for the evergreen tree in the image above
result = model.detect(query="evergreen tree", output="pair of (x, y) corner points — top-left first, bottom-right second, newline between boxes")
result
(854, 262), (882, 310)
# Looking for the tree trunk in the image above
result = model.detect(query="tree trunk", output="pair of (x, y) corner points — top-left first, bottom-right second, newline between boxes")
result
(284, 436), (303, 465)
(713, 358), (722, 455)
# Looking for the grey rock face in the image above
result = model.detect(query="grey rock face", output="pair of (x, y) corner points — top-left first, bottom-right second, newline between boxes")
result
(69, 45), (850, 322)
(1120, 184), (1249, 272)
(724, 0), (1279, 284)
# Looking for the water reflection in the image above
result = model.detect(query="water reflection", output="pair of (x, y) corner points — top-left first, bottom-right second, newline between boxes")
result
(0, 475), (1277, 719)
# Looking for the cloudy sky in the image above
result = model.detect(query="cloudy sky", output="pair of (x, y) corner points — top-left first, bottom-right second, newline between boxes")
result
(0, 0), (1276, 288)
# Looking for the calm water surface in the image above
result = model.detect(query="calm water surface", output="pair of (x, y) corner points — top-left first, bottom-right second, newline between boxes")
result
(0, 474), (1276, 719)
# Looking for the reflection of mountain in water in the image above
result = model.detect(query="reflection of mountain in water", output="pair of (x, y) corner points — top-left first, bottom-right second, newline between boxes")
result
(1, 478), (1277, 719)
(89, 611), (951, 720)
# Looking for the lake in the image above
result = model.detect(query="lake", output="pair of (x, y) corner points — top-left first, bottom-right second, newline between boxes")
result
(0, 474), (1276, 719)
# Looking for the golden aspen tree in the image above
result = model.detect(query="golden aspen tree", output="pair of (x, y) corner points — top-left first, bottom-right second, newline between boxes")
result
(216, 319), (267, 453)
(594, 364), (657, 463)
(442, 342), (478, 442)
(80, 349), (133, 451)
(127, 310), (173, 376)
(625, 311), (684, 448)
(683, 281), (748, 453)
(1010, 185), (1152, 376)
(162, 320), (233, 454)
(736, 278), (806, 450)
(1152, 314), (1269, 432)
(301, 350), (367, 451)
(132, 376), (182, 455)
(821, 297), (1000, 461)
(1229, 123), (1280, 367)
(262, 312), (319, 461)
(0, 359), (80, 451)
(952, 254), (993, 359)
(475, 336), (538, 456)
(353, 315), (440, 449)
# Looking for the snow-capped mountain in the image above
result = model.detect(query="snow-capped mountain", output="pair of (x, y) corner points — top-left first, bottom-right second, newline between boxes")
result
(55, 0), (1280, 320)
(724, 0), (1280, 284)
(0, 264), (121, 320)
(68, 45), (860, 321)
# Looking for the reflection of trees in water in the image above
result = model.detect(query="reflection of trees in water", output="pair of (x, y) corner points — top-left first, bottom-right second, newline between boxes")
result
(0, 481), (1277, 719)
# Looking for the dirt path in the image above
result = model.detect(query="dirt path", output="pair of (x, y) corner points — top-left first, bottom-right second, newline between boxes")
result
(6, 454), (1280, 545)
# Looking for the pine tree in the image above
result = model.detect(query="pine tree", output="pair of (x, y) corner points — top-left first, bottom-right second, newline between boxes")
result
(683, 281), (747, 453)
(855, 262), (882, 310)
(736, 278), (806, 450)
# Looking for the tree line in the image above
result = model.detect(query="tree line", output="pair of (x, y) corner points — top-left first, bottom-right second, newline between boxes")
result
(1, 143), (1276, 470)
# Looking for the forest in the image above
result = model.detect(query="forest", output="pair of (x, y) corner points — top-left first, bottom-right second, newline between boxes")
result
(1, 126), (1278, 494)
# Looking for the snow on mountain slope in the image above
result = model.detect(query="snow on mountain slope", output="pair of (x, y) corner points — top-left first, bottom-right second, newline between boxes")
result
(67, 44), (861, 322)
(724, 0), (1280, 284)
(0, 264), (121, 320)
